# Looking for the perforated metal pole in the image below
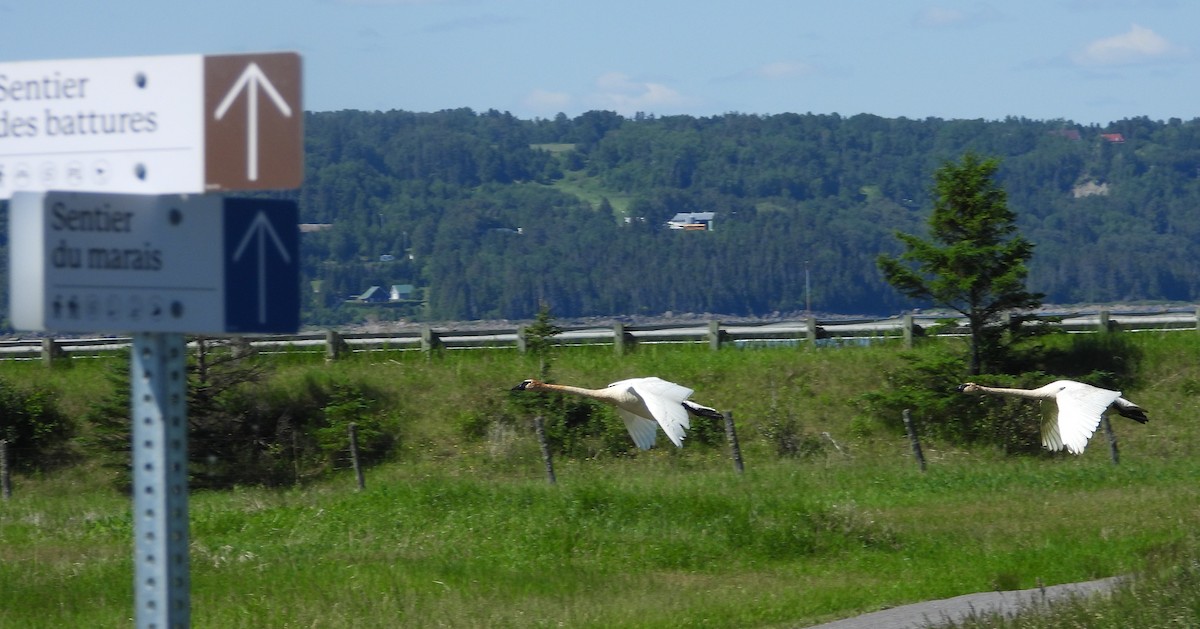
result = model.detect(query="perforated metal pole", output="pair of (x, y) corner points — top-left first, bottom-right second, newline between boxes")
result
(131, 332), (191, 629)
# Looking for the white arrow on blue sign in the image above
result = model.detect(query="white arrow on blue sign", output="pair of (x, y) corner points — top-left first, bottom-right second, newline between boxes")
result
(224, 198), (299, 333)
(9, 191), (299, 334)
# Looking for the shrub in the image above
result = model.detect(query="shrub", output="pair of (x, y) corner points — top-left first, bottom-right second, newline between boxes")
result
(863, 333), (1145, 454)
(85, 341), (399, 489)
(0, 377), (74, 471)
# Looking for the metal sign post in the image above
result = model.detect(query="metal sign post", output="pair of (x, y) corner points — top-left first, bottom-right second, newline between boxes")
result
(131, 332), (190, 628)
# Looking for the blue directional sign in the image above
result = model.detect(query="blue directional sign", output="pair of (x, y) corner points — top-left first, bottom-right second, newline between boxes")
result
(223, 198), (299, 333)
(9, 191), (300, 334)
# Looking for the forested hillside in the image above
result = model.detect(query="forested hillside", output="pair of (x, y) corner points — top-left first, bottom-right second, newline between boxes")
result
(291, 109), (1200, 324)
(8, 109), (1200, 329)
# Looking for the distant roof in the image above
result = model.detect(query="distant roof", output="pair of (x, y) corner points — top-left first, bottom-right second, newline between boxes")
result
(669, 212), (716, 221)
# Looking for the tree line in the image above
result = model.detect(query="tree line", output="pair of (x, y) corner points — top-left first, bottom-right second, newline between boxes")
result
(292, 109), (1200, 324)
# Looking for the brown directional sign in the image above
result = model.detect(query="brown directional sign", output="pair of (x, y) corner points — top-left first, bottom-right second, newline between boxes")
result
(204, 52), (303, 192)
(0, 52), (303, 198)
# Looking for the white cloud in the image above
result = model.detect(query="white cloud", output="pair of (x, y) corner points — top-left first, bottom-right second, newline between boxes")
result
(1071, 23), (1186, 66)
(588, 72), (689, 115)
(522, 88), (572, 112)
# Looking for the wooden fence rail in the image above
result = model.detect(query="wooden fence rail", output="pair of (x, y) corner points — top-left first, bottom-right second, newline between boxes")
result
(3, 307), (1198, 364)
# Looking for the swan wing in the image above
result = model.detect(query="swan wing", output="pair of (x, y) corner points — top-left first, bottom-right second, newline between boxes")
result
(1039, 401), (1064, 452)
(641, 395), (690, 448)
(617, 377), (693, 448)
(1054, 383), (1120, 455)
(614, 408), (660, 450)
(610, 377), (695, 402)
(1113, 397), (1148, 423)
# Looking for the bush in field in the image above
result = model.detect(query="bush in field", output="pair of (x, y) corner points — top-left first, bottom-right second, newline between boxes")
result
(313, 379), (397, 469)
(83, 350), (134, 483)
(86, 339), (397, 489)
(759, 406), (825, 459)
(190, 360), (396, 488)
(861, 343), (1015, 449)
(864, 332), (1143, 454)
(0, 376), (74, 471)
(492, 303), (649, 458)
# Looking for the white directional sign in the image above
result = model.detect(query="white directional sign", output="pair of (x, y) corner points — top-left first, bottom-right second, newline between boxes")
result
(0, 52), (302, 199)
(9, 191), (299, 334)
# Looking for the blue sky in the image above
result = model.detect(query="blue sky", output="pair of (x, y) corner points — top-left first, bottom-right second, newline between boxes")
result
(1, 0), (1195, 125)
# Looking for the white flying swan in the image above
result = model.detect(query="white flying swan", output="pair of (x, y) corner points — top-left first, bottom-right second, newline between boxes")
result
(957, 380), (1148, 455)
(512, 377), (723, 449)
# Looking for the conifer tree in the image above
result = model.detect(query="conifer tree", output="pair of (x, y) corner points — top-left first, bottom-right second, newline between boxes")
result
(878, 152), (1043, 374)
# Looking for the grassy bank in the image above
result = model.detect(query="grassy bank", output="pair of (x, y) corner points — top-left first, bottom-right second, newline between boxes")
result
(1, 332), (1199, 627)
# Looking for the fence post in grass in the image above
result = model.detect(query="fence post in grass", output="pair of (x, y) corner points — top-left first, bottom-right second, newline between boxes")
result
(325, 329), (349, 362)
(515, 325), (528, 353)
(805, 316), (819, 348)
(420, 325), (441, 355)
(723, 411), (745, 474)
(1, 439), (10, 500)
(41, 337), (65, 366)
(348, 423), (365, 490)
(902, 409), (926, 472)
(533, 416), (556, 484)
(1098, 309), (1112, 332)
(902, 313), (914, 349)
(613, 323), (635, 356)
(1103, 415), (1120, 465)
(707, 320), (725, 351)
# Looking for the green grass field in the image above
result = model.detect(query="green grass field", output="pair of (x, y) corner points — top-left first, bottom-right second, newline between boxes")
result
(2, 332), (1199, 627)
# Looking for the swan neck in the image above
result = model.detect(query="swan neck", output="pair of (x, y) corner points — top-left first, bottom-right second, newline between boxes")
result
(535, 382), (608, 400)
(976, 385), (1044, 400)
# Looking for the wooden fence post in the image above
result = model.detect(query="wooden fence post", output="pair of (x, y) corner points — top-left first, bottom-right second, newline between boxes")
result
(515, 325), (528, 353)
(1103, 416), (1120, 465)
(533, 416), (556, 484)
(707, 320), (725, 351)
(903, 314), (914, 349)
(348, 423), (365, 491)
(41, 338), (65, 366)
(420, 325), (441, 355)
(805, 316), (819, 347)
(1, 439), (10, 500)
(723, 411), (745, 474)
(613, 323), (635, 356)
(902, 409), (926, 472)
(325, 330), (350, 362)
(1098, 309), (1111, 332)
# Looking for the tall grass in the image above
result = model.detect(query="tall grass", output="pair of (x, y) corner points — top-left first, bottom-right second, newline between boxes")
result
(2, 333), (1199, 627)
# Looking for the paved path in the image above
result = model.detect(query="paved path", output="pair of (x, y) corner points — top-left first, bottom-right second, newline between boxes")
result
(801, 576), (1124, 629)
